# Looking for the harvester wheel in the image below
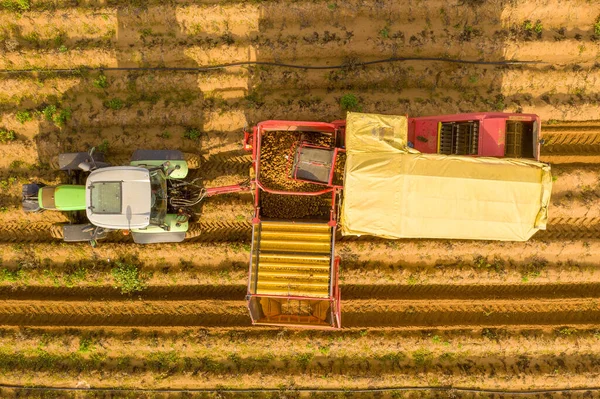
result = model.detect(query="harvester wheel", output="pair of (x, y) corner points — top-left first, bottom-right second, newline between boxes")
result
(58, 151), (107, 171)
(183, 153), (201, 169)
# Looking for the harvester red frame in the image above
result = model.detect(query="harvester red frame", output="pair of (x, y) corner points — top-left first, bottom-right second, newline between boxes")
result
(407, 112), (541, 160)
(243, 112), (543, 329)
(244, 120), (345, 329)
(245, 120), (345, 225)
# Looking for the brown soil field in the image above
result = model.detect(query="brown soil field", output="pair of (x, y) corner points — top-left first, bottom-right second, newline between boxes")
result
(1, 0), (600, 396)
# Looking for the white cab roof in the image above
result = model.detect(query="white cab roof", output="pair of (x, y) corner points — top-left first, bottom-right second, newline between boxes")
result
(85, 166), (151, 229)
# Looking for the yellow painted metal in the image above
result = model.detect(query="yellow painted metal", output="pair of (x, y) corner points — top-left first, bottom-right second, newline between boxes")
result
(259, 221), (331, 232)
(254, 221), (332, 298)
(260, 239), (330, 253)
(260, 230), (331, 241)
(257, 283), (329, 297)
(258, 253), (330, 264)
(259, 269), (330, 279)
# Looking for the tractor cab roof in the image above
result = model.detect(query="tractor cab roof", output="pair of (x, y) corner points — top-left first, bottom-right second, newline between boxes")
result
(85, 166), (152, 230)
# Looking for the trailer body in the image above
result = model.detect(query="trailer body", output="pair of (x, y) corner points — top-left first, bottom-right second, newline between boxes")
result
(407, 112), (541, 160)
(245, 112), (551, 329)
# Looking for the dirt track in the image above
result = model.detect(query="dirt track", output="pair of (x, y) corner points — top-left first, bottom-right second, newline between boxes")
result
(0, 283), (598, 328)
(1, 0), (600, 393)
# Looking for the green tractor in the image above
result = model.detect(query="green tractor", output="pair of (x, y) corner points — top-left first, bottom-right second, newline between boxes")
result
(22, 149), (247, 246)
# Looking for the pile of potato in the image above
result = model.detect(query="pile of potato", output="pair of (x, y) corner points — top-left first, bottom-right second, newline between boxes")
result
(332, 152), (346, 186)
(259, 130), (335, 220)
(261, 192), (331, 219)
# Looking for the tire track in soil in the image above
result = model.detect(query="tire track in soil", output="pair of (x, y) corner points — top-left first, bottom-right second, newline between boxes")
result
(0, 300), (250, 327)
(540, 124), (600, 162)
(0, 218), (598, 243)
(0, 285), (247, 301)
(536, 217), (600, 240)
(0, 298), (598, 328)
(0, 221), (252, 243)
(342, 282), (600, 300)
(343, 299), (600, 328)
(3, 281), (599, 301)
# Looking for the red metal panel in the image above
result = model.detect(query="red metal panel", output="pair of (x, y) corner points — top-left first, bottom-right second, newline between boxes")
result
(479, 117), (506, 157)
(257, 120), (337, 133)
(410, 120), (439, 153)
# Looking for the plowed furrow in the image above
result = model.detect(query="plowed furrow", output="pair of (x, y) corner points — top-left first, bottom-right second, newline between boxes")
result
(0, 221), (252, 243)
(540, 127), (600, 158)
(344, 299), (600, 327)
(197, 153), (252, 178)
(185, 221), (252, 241)
(343, 282), (600, 300)
(0, 223), (63, 242)
(4, 282), (596, 302)
(1, 298), (597, 328)
(537, 217), (600, 240)
(0, 300), (249, 327)
(0, 285), (247, 301)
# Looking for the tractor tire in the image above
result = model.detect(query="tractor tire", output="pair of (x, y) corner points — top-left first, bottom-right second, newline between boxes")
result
(183, 153), (201, 169)
(58, 152), (106, 171)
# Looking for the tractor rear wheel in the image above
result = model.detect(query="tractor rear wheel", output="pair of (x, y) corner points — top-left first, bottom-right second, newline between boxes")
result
(183, 153), (201, 169)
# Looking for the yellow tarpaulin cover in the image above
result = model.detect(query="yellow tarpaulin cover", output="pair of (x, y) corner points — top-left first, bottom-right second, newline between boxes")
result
(341, 112), (552, 241)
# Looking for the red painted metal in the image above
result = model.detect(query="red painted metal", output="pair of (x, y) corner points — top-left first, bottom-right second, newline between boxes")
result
(407, 112), (541, 159)
(244, 112), (542, 330)
(204, 183), (249, 197)
(480, 117), (506, 157)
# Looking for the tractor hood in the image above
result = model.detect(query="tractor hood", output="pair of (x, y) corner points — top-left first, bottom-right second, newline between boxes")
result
(85, 166), (152, 230)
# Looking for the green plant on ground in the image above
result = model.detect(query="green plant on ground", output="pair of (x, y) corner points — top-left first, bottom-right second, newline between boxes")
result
(22, 31), (41, 47)
(0, 176), (17, 191)
(9, 160), (24, 169)
(105, 98), (123, 110)
(97, 139), (109, 154)
(159, 131), (171, 139)
(294, 352), (314, 370)
(379, 25), (390, 39)
(41, 105), (71, 127)
(15, 110), (32, 124)
(557, 327), (576, 336)
(111, 261), (145, 294)
(64, 267), (87, 287)
(58, 45), (68, 53)
(42, 105), (57, 122)
(1, 0), (29, 12)
(78, 337), (93, 352)
(595, 16), (600, 36)
(412, 348), (433, 367)
(327, 2), (336, 10)
(93, 74), (109, 89)
(184, 128), (201, 140)
(0, 267), (24, 283)
(0, 128), (16, 143)
(522, 19), (543, 37)
(244, 91), (264, 109)
(340, 93), (361, 112)
(52, 108), (71, 127)
(520, 257), (547, 282)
